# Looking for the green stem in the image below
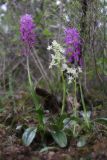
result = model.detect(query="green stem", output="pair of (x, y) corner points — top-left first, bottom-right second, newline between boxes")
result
(79, 81), (90, 128)
(61, 72), (66, 115)
(72, 78), (78, 136)
(74, 78), (77, 116)
(26, 56), (39, 110)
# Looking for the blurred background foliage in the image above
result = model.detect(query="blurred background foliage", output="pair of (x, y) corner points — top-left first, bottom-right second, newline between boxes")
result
(0, 0), (107, 98)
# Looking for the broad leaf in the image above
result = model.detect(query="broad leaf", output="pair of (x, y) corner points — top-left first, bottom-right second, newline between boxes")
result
(63, 118), (72, 129)
(22, 127), (37, 146)
(51, 130), (67, 148)
(77, 136), (87, 147)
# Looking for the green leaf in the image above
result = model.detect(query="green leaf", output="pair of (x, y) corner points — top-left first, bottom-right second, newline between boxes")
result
(77, 136), (87, 147)
(51, 130), (67, 148)
(40, 146), (58, 153)
(63, 118), (72, 129)
(96, 118), (107, 125)
(80, 111), (91, 119)
(22, 127), (37, 146)
(43, 28), (52, 37)
(0, 108), (4, 113)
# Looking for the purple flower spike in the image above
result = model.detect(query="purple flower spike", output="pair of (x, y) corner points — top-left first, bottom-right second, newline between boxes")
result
(64, 27), (82, 65)
(20, 14), (36, 55)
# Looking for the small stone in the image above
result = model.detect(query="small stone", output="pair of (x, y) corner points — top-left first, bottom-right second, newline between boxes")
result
(48, 151), (55, 160)
(61, 153), (72, 160)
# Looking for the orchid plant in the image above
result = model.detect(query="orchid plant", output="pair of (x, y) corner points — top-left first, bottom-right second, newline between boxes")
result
(19, 14), (105, 149)
(20, 14), (40, 108)
(20, 14), (46, 146)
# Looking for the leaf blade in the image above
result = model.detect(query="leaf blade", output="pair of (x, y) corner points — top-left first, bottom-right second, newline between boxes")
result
(51, 130), (67, 148)
(22, 127), (37, 146)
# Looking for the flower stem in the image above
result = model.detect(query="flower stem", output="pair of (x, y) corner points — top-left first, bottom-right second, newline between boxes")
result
(61, 72), (66, 115)
(74, 78), (77, 116)
(79, 80), (90, 128)
(26, 56), (39, 110)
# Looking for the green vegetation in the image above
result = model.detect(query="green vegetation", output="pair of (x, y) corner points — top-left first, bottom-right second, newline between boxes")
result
(0, 0), (107, 160)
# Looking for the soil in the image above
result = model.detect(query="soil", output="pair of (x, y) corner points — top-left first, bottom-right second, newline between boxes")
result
(0, 117), (107, 160)
(0, 90), (107, 160)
